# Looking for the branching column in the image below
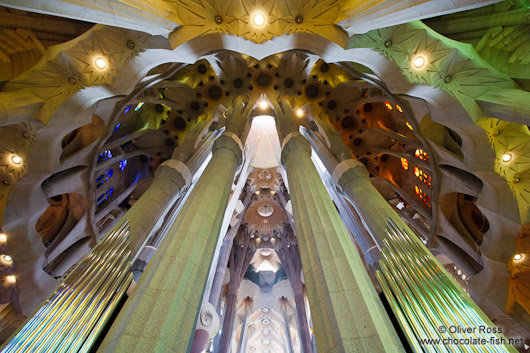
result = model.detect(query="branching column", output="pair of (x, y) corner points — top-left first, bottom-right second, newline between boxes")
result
(277, 103), (404, 353)
(97, 103), (251, 353)
(218, 235), (253, 353)
(209, 192), (253, 306)
(277, 229), (312, 353)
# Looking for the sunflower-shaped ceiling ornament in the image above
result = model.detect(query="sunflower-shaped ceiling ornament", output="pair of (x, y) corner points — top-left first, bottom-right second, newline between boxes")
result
(310, 59), (352, 87)
(172, 59), (215, 89)
(217, 52), (252, 100)
(250, 61), (278, 95)
(161, 111), (190, 142)
(301, 77), (328, 110)
(320, 81), (364, 119)
(232, 0), (284, 44)
(138, 103), (172, 130)
(163, 84), (207, 122)
(332, 111), (366, 137)
(275, 52), (309, 101)
(196, 78), (227, 114)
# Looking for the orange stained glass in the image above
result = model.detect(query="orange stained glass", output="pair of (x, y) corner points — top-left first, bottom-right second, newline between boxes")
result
(401, 158), (408, 170)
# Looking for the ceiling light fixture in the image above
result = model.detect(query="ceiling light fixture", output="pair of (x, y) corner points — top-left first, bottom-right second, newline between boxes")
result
(2, 255), (12, 263)
(261, 248), (272, 257)
(0, 234), (6, 242)
(296, 108), (304, 118)
(6, 275), (15, 284)
(11, 155), (22, 165)
(252, 12), (266, 27)
(502, 153), (512, 163)
(258, 100), (268, 109)
(413, 55), (426, 69)
(94, 57), (108, 70)
(514, 253), (523, 261)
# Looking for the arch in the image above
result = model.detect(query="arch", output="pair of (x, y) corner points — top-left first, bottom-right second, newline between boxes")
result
(438, 192), (490, 247)
(35, 193), (88, 247)
(419, 114), (464, 158)
(60, 115), (105, 161)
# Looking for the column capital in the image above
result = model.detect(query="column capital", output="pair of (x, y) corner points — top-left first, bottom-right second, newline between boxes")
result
(213, 132), (244, 166)
(332, 158), (369, 187)
(280, 133), (311, 166)
(158, 159), (191, 185)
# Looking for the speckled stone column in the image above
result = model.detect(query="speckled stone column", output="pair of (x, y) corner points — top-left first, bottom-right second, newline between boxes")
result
(97, 104), (250, 353)
(314, 114), (412, 248)
(280, 131), (404, 353)
(101, 118), (212, 257)
(332, 160), (411, 247)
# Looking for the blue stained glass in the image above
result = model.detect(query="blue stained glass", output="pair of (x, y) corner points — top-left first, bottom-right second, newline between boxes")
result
(113, 123), (121, 131)
(119, 159), (127, 171)
(123, 105), (131, 114)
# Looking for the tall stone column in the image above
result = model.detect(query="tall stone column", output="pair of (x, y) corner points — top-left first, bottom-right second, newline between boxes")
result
(312, 113), (412, 248)
(209, 193), (253, 306)
(218, 235), (253, 353)
(97, 103), (252, 353)
(277, 229), (312, 353)
(190, 193), (253, 353)
(276, 102), (404, 353)
(102, 117), (212, 257)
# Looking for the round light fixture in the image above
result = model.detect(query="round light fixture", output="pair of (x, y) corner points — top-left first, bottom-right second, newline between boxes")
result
(457, 270), (462, 276)
(262, 306), (270, 313)
(2, 255), (12, 263)
(258, 205), (273, 217)
(514, 253), (523, 261)
(262, 329), (270, 335)
(6, 275), (15, 284)
(11, 155), (22, 165)
(252, 12), (266, 27)
(0, 234), (6, 242)
(94, 57), (107, 70)
(413, 55), (426, 69)
(261, 248), (272, 257)
(261, 318), (271, 325)
(258, 100), (268, 109)
(502, 153), (512, 162)
(296, 108), (304, 118)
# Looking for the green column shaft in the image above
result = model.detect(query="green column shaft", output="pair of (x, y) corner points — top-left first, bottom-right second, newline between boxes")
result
(334, 160), (410, 247)
(97, 134), (242, 353)
(110, 162), (189, 256)
(281, 134), (404, 353)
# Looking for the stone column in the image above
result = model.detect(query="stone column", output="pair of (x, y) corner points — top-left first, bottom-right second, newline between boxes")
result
(311, 113), (412, 248)
(276, 102), (404, 353)
(97, 103), (252, 353)
(190, 192), (253, 353)
(277, 230), (312, 353)
(209, 193), (253, 306)
(102, 117), (212, 257)
(218, 235), (253, 353)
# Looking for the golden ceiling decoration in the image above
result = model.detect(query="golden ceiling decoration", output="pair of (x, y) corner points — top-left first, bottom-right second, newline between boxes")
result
(310, 59), (352, 87)
(477, 117), (530, 224)
(164, 0), (349, 47)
